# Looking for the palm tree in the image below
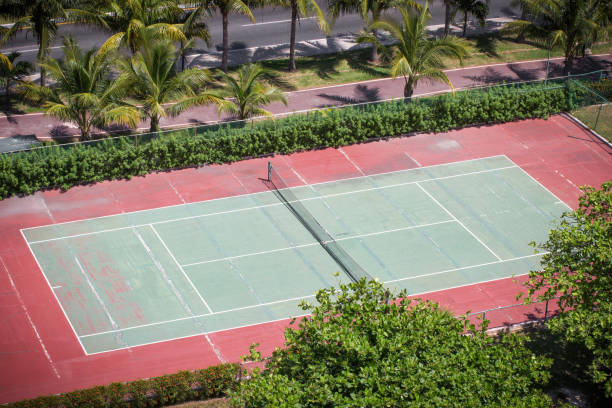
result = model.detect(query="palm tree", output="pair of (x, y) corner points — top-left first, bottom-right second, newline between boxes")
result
(328, 0), (419, 63)
(0, 52), (34, 111)
(75, 0), (187, 54)
(440, 0), (453, 37)
(204, 0), (255, 72)
(450, 0), (488, 37)
(267, 0), (330, 72)
(179, 4), (213, 71)
(358, 0), (468, 98)
(1, 0), (72, 87)
(501, 0), (610, 73)
(510, 0), (529, 41)
(21, 37), (140, 140)
(117, 36), (230, 132)
(218, 64), (287, 119)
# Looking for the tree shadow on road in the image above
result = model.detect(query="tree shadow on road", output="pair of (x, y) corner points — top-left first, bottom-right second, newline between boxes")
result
(316, 84), (381, 107)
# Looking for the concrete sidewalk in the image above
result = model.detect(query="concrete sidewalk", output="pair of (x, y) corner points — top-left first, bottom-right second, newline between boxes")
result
(1, 54), (610, 142)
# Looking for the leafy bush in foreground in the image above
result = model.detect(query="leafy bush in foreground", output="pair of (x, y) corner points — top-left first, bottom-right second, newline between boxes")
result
(232, 280), (553, 407)
(524, 181), (612, 397)
(8, 363), (239, 408)
(0, 81), (576, 200)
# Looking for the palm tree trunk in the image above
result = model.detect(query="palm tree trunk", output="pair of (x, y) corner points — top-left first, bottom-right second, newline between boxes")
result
(463, 11), (468, 37)
(516, 5), (526, 42)
(40, 66), (46, 87)
(564, 54), (574, 75)
(222, 11), (229, 72)
(370, 10), (381, 63)
(403, 76), (415, 99)
(181, 40), (186, 71)
(289, 1), (298, 72)
(5, 82), (10, 110)
(150, 115), (160, 133)
(444, 0), (451, 37)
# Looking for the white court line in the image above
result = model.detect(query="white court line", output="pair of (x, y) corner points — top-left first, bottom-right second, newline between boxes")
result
(415, 182), (503, 262)
(80, 293), (317, 338)
(21, 155), (508, 232)
(385, 252), (546, 285)
(0, 256), (61, 378)
(74, 256), (119, 330)
(181, 219), (456, 267)
(20, 230), (88, 354)
(79, 251), (543, 340)
(149, 225), (213, 314)
(26, 164), (517, 245)
(503, 156), (573, 211)
(82, 312), (311, 356)
(338, 147), (365, 176)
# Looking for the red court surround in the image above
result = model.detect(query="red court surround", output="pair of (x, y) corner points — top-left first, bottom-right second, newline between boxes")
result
(0, 115), (610, 403)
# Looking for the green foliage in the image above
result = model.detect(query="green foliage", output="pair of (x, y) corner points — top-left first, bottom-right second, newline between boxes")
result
(0, 51), (33, 110)
(7, 363), (239, 408)
(22, 36), (140, 140)
(232, 279), (552, 407)
(115, 34), (226, 133)
(450, 0), (489, 37)
(218, 63), (288, 119)
(0, 81), (572, 200)
(74, 0), (187, 54)
(524, 181), (612, 397)
(358, 0), (469, 97)
(586, 77), (612, 100)
(501, 0), (610, 70)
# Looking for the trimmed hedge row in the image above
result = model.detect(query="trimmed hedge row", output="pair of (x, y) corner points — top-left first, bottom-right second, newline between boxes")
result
(7, 363), (239, 408)
(0, 81), (580, 200)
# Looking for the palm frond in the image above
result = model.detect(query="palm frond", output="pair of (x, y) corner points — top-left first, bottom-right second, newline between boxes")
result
(168, 93), (232, 117)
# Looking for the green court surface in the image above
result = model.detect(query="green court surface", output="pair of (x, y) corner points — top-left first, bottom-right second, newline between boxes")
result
(22, 156), (569, 354)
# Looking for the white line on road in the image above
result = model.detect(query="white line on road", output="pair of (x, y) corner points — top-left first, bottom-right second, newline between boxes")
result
(0, 45), (62, 54)
(242, 17), (315, 27)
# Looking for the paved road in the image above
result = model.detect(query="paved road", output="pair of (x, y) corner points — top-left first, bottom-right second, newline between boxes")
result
(1, 54), (610, 141)
(1, 2), (519, 66)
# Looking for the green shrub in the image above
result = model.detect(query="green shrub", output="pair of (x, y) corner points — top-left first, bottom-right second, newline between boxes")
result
(0, 81), (575, 200)
(7, 363), (239, 408)
(232, 280), (552, 407)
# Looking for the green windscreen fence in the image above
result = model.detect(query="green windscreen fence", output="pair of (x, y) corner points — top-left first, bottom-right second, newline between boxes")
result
(267, 162), (373, 283)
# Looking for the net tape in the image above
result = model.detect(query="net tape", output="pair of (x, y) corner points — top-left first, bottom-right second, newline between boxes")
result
(267, 162), (373, 283)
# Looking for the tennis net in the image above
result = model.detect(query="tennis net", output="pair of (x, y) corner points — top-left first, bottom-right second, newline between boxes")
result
(267, 162), (373, 283)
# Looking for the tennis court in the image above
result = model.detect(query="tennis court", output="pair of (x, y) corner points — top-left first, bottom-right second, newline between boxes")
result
(21, 155), (569, 355)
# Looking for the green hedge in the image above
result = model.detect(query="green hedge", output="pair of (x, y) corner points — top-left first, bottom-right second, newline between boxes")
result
(7, 363), (239, 408)
(0, 81), (581, 200)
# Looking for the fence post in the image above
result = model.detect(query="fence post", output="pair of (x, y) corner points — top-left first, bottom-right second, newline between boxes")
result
(594, 103), (603, 130)
(482, 311), (486, 321)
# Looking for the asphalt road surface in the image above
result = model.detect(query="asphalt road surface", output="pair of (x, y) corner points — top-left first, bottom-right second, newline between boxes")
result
(1, 1), (519, 65)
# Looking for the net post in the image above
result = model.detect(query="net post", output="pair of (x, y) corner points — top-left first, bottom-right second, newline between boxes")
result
(267, 161), (272, 182)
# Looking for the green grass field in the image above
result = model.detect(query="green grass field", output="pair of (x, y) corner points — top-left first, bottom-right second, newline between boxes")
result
(572, 104), (612, 142)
